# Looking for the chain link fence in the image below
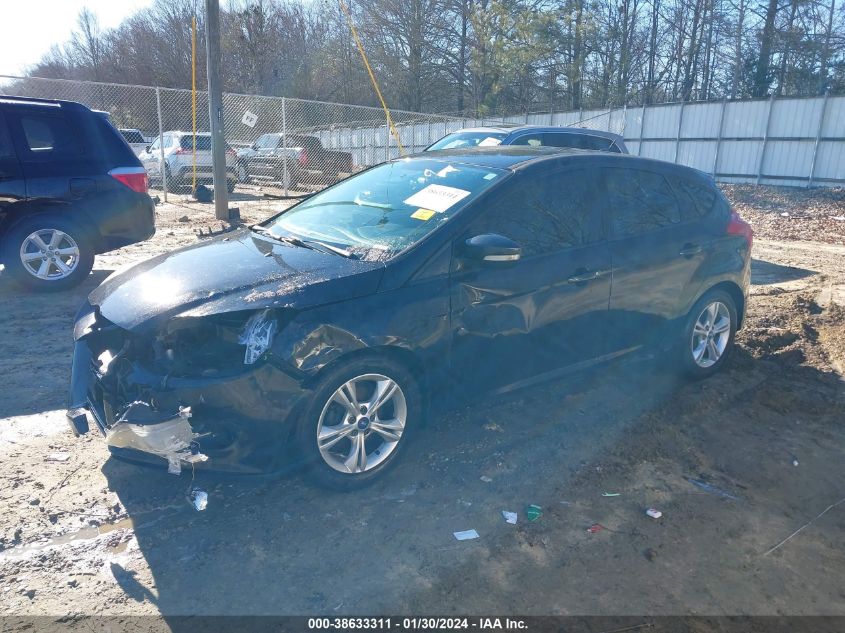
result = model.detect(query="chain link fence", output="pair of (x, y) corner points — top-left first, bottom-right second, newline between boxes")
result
(0, 75), (461, 222)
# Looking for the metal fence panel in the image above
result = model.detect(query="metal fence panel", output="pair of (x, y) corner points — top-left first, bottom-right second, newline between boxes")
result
(681, 102), (722, 138)
(1, 75), (842, 188)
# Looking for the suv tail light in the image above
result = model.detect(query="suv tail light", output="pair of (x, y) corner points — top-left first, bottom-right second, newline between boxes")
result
(226, 147), (237, 157)
(726, 209), (753, 248)
(175, 148), (191, 155)
(109, 167), (149, 194)
(298, 149), (308, 167)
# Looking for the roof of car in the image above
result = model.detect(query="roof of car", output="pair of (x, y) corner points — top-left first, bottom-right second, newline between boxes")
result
(411, 146), (711, 180)
(446, 125), (624, 142)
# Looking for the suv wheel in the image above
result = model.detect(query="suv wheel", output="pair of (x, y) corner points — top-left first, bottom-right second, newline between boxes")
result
(678, 289), (737, 379)
(297, 356), (421, 490)
(4, 216), (95, 291)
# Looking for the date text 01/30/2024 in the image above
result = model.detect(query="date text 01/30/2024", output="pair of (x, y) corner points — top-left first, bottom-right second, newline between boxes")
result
(307, 618), (529, 630)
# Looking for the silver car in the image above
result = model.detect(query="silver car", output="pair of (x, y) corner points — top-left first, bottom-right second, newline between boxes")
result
(139, 131), (237, 192)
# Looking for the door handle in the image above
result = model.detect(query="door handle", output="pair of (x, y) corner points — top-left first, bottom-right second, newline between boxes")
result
(568, 269), (610, 285)
(679, 243), (703, 257)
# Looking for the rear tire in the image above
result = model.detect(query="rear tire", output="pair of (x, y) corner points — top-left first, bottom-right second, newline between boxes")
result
(296, 355), (421, 490)
(3, 215), (95, 292)
(677, 289), (737, 379)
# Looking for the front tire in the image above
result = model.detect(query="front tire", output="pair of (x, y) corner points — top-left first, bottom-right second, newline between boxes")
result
(678, 289), (737, 379)
(4, 215), (95, 291)
(297, 356), (421, 490)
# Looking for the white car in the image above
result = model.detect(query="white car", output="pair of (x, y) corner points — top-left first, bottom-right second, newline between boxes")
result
(139, 131), (237, 192)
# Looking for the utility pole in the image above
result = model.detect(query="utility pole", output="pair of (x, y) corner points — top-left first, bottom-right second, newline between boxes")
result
(204, 0), (229, 219)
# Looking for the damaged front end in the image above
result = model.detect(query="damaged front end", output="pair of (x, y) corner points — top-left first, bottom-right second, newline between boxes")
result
(67, 302), (308, 474)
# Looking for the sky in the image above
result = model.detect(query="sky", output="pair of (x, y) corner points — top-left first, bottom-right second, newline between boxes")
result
(0, 0), (155, 76)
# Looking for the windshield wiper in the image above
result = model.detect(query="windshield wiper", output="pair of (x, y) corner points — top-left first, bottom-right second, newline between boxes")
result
(301, 238), (358, 259)
(251, 225), (357, 259)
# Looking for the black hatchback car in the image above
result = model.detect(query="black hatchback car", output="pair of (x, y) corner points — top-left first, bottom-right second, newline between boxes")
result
(68, 148), (752, 489)
(0, 96), (155, 291)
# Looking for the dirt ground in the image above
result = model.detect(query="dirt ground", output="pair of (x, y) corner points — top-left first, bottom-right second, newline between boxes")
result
(0, 184), (844, 618)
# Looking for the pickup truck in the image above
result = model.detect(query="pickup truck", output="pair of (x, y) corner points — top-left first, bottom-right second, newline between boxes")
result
(119, 128), (150, 157)
(237, 133), (354, 188)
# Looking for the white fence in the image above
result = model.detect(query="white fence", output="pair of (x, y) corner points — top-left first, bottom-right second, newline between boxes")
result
(1, 74), (843, 188)
(318, 94), (845, 188)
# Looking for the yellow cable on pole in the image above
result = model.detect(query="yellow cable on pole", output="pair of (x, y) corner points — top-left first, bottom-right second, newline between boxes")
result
(191, 16), (198, 190)
(337, 0), (405, 156)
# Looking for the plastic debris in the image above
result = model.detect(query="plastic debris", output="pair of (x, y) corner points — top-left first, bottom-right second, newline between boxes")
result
(686, 477), (741, 500)
(480, 475), (493, 483)
(44, 452), (71, 463)
(453, 529), (479, 541)
(526, 504), (542, 522)
(602, 492), (621, 497)
(190, 487), (208, 512)
(167, 456), (181, 475)
(646, 508), (663, 519)
(482, 422), (504, 432)
(502, 511), (518, 525)
(587, 523), (606, 533)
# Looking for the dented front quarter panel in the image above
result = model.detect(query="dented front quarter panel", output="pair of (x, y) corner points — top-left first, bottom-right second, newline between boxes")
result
(274, 274), (452, 385)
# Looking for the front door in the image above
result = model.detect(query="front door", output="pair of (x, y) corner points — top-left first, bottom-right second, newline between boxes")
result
(449, 166), (612, 395)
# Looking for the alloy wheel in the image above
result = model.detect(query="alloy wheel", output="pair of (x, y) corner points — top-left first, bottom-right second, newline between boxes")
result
(691, 301), (731, 368)
(316, 373), (407, 474)
(19, 229), (80, 281)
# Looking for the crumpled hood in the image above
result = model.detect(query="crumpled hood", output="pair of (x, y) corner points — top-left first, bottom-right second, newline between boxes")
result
(89, 229), (385, 331)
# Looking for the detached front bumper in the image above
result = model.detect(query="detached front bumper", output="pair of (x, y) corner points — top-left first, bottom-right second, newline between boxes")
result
(67, 307), (310, 474)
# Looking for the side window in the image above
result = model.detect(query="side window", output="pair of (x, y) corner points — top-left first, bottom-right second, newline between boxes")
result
(149, 136), (161, 151)
(0, 114), (15, 159)
(509, 134), (544, 147)
(605, 168), (681, 237)
(544, 133), (613, 151)
(18, 113), (84, 156)
(469, 169), (601, 257)
(673, 177), (717, 220)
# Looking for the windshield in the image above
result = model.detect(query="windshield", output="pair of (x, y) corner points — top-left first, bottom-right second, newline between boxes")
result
(262, 159), (506, 259)
(427, 131), (507, 151)
(254, 134), (280, 149)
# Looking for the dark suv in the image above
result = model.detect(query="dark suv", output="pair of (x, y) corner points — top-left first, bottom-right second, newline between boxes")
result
(69, 147), (752, 489)
(0, 96), (155, 291)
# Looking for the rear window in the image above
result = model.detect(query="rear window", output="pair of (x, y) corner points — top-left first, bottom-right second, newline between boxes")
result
(19, 113), (84, 156)
(180, 135), (212, 151)
(120, 130), (145, 144)
(545, 133), (615, 152)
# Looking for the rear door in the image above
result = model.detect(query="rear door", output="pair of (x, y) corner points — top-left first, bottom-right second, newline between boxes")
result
(603, 166), (708, 351)
(6, 104), (95, 203)
(449, 164), (612, 394)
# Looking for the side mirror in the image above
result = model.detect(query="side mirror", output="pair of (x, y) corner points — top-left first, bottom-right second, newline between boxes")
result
(145, 145), (151, 153)
(461, 233), (521, 263)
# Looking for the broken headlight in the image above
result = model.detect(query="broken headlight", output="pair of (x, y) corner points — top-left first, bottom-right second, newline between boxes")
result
(238, 309), (279, 365)
(149, 309), (283, 376)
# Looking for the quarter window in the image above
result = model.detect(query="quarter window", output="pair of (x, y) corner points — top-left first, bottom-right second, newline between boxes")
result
(471, 169), (601, 256)
(605, 168), (681, 237)
(19, 113), (83, 156)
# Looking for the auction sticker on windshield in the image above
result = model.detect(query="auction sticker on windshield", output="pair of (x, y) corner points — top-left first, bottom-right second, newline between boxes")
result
(404, 184), (471, 213)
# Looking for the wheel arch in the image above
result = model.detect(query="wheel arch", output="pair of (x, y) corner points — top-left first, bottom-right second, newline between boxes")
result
(1, 204), (100, 257)
(700, 280), (746, 329)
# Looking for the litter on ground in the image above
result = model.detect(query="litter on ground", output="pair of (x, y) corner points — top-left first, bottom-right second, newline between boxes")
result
(526, 504), (542, 522)
(453, 529), (480, 541)
(502, 511), (517, 525)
